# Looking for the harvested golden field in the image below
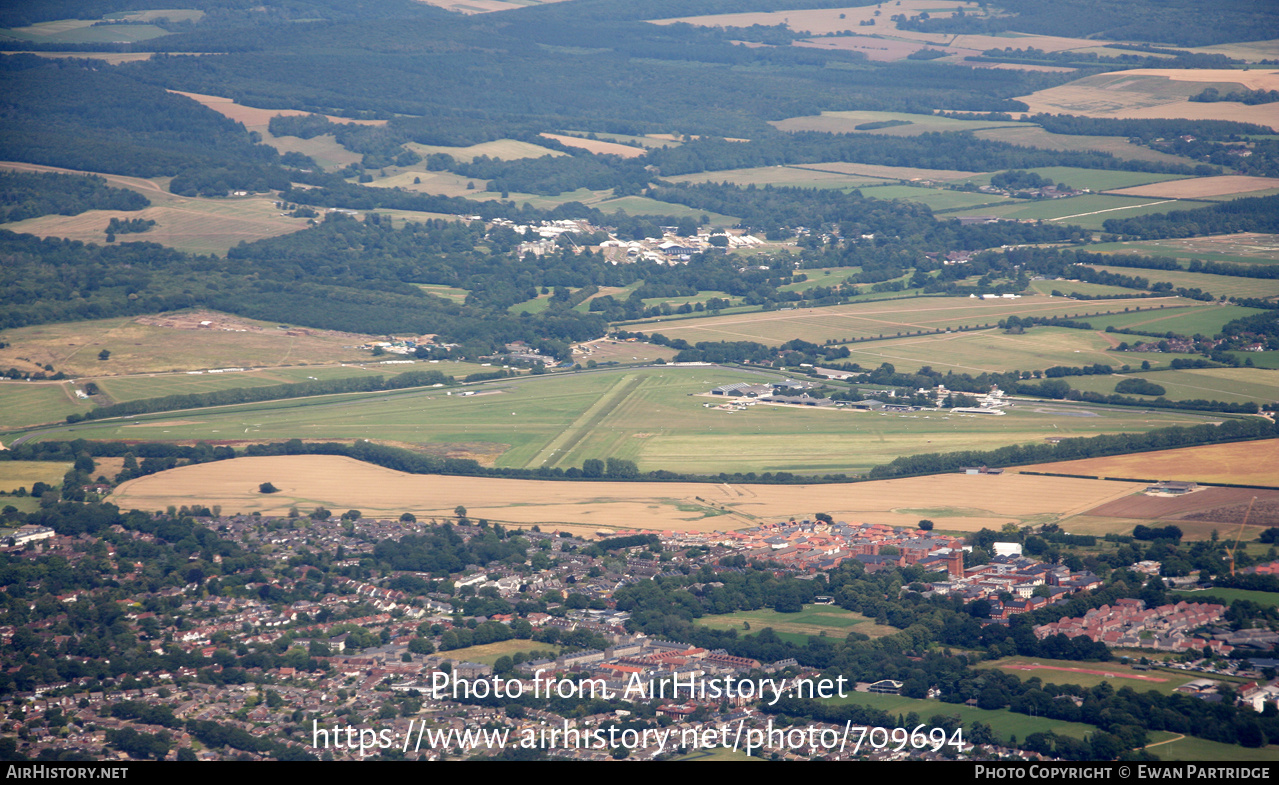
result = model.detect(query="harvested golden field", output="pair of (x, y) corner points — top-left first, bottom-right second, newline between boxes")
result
(1108, 176), (1279, 199)
(0, 310), (374, 377)
(1017, 70), (1279, 130)
(794, 36), (982, 63)
(1017, 439), (1279, 487)
(0, 462), (72, 493)
(169, 90), (385, 131)
(541, 134), (646, 158)
(406, 139), (564, 163)
(108, 454), (1143, 532)
(0, 161), (311, 255)
(3, 195), (311, 256)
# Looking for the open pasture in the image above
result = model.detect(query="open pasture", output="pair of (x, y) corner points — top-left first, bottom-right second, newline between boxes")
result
(779, 267), (861, 293)
(629, 295), (1192, 346)
(1109, 176), (1279, 200)
(405, 139), (564, 163)
(772, 109), (1022, 136)
(1027, 280), (1147, 297)
(825, 691), (1102, 746)
(1019, 438), (1279, 489)
(0, 383), (94, 430)
(0, 310), (374, 379)
(107, 453), (1148, 532)
(90, 365), (385, 404)
(1087, 265), (1279, 300)
(0, 160), (314, 255)
(2, 194), (312, 256)
(954, 194), (1201, 229)
(696, 605), (894, 639)
(1079, 304), (1264, 336)
(838, 327), (1127, 375)
(170, 91), (385, 130)
(591, 195), (738, 225)
(540, 133), (646, 158)
(1147, 736), (1279, 762)
(669, 165), (885, 190)
(0, 461), (72, 493)
(1066, 367), (1279, 405)
(1087, 234), (1279, 266)
(858, 184), (1016, 212)
(1172, 588), (1279, 609)
(962, 167), (1188, 192)
(972, 126), (1201, 166)
(790, 161), (982, 182)
(1, 19), (168, 44)
(264, 131), (362, 170)
(436, 640), (564, 666)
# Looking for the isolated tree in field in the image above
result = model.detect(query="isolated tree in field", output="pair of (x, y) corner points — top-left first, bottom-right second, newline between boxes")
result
(919, 519), (934, 530)
(400, 512), (416, 523)
(259, 482), (279, 494)
(454, 505), (467, 519)
(98, 349), (110, 361)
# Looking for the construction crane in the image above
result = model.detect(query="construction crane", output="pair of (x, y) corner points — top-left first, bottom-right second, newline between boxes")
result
(1227, 496), (1257, 577)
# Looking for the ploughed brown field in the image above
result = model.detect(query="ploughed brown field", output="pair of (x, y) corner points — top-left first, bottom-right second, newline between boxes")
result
(108, 454), (1142, 534)
(1086, 488), (1279, 528)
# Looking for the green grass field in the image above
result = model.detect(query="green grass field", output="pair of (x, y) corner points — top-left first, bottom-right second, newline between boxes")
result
(1146, 735), (1279, 761)
(695, 604), (896, 639)
(824, 691), (1101, 746)
(631, 295), (1194, 347)
(591, 195), (738, 225)
(415, 284), (471, 303)
(972, 126), (1201, 166)
(0, 383), (93, 429)
(1028, 280), (1147, 297)
(838, 327), (1123, 375)
(1229, 351), (1279, 369)
(1087, 237), (1279, 267)
(779, 267), (861, 294)
(1171, 587), (1279, 608)
(11, 366), (1225, 476)
(951, 195), (1205, 230)
(1080, 304), (1264, 336)
(0, 19), (170, 44)
(1066, 367), (1279, 405)
(1087, 266), (1279, 299)
(0, 461), (72, 493)
(772, 110), (1024, 136)
(669, 165), (884, 190)
(976, 655), (1200, 695)
(91, 365), (387, 404)
(437, 639), (563, 666)
(858, 185), (1018, 212)
(960, 167), (1190, 193)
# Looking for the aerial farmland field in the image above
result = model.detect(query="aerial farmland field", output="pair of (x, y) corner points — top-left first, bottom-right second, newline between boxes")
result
(107, 453), (1149, 533)
(627, 295), (1195, 346)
